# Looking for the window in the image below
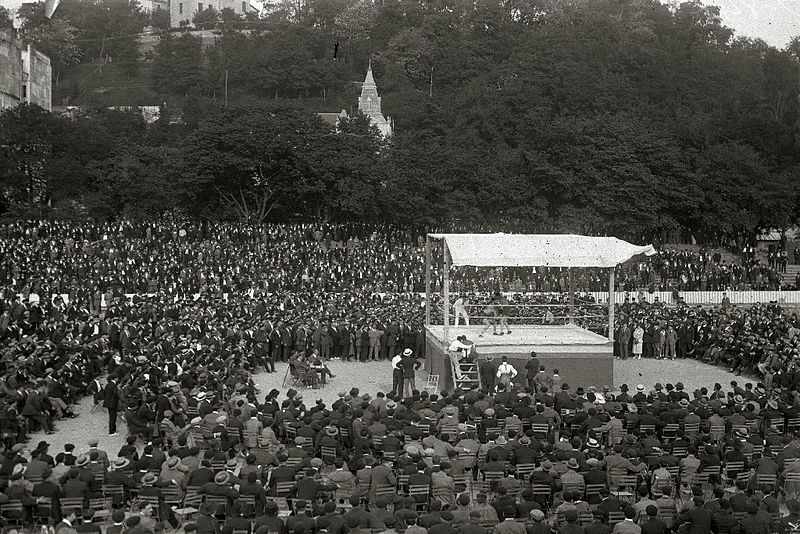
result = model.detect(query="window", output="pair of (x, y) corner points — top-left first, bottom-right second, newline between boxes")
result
(198, 2), (202, 10)
(242, 1), (246, 11)
(21, 84), (27, 99)
(178, 2), (183, 13)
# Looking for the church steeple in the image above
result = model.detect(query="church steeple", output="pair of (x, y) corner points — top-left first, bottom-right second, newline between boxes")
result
(318, 60), (393, 137)
(355, 60), (393, 137)
(359, 60), (382, 116)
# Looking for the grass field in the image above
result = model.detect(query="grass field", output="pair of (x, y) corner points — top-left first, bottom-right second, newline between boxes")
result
(54, 62), (161, 107)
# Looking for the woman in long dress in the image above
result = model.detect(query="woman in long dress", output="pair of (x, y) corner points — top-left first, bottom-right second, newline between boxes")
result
(632, 324), (644, 359)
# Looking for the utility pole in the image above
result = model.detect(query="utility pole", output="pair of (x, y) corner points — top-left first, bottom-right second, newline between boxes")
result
(429, 66), (433, 98)
(224, 69), (228, 108)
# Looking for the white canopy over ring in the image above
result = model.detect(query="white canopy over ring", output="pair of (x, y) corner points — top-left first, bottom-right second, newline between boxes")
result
(428, 233), (655, 268)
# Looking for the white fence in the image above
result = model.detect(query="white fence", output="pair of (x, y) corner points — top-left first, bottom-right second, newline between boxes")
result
(587, 291), (800, 305)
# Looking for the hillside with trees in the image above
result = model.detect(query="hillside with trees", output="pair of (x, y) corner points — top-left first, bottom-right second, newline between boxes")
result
(3, 0), (800, 245)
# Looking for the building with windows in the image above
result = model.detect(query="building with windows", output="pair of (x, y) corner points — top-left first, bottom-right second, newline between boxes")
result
(139, 0), (169, 12)
(170, 0), (252, 27)
(0, 30), (52, 111)
(319, 62), (393, 138)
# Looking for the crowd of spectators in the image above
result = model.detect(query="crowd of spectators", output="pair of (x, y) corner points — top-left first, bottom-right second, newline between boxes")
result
(0, 220), (799, 533)
(3, 341), (800, 533)
(0, 222), (793, 301)
(614, 300), (800, 383)
(645, 249), (788, 292)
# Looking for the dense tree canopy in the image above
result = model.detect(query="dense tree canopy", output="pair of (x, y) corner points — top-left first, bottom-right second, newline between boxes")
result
(5, 0), (800, 245)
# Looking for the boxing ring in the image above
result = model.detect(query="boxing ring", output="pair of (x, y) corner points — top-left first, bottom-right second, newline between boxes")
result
(423, 233), (655, 392)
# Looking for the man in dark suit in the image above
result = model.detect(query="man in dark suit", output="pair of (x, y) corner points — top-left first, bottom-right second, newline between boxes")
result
(524, 351), (540, 392)
(198, 471), (239, 505)
(33, 466), (62, 522)
(186, 460), (216, 487)
(87, 377), (104, 406)
(643, 323), (655, 359)
(280, 322), (293, 362)
(640, 505), (667, 534)
(739, 502), (773, 534)
(103, 378), (121, 436)
(61, 469), (90, 503)
(618, 323), (631, 360)
(269, 323), (281, 364)
(54, 508), (78, 534)
(385, 321), (399, 361)
(291, 468), (336, 500)
(408, 462), (432, 502)
(677, 320), (693, 359)
(238, 471), (267, 516)
(336, 322), (350, 360)
(400, 350), (422, 397)
(672, 497), (712, 534)
(368, 459), (396, 502)
(596, 488), (625, 515)
(22, 384), (54, 434)
(479, 356), (496, 393)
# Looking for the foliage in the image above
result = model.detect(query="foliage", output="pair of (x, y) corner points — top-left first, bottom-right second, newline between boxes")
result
(150, 32), (205, 96)
(0, 6), (13, 30)
(4, 0), (800, 243)
(193, 6), (220, 29)
(24, 19), (83, 84)
(150, 8), (170, 30)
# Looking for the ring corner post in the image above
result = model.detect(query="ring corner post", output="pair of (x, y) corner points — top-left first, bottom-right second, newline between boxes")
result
(568, 267), (575, 324)
(608, 267), (615, 342)
(425, 235), (432, 327)
(443, 242), (450, 345)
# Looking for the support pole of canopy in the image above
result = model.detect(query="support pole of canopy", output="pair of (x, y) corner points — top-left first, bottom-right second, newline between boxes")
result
(425, 235), (431, 326)
(443, 243), (450, 344)
(608, 268), (615, 342)
(568, 268), (575, 324)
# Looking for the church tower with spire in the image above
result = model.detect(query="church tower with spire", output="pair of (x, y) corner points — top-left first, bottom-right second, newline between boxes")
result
(357, 60), (392, 137)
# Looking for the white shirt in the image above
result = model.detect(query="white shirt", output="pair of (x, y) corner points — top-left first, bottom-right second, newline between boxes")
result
(448, 340), (473, 353)
(496, 363), (517, 378)
(391, 355), (402, 370)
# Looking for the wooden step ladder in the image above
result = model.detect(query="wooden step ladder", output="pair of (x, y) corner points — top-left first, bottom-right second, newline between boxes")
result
(450, 356), (480, 390)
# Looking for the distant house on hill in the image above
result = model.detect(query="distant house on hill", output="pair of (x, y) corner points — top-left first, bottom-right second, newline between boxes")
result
(170, 0), (253, 28)
(0, 30), (52, 111)
(139, 0), (169, 12)
(318, 62), (393, 138)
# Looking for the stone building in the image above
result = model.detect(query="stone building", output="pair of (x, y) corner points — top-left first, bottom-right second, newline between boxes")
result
(170, 0), (253, 28)
(0, 30), (52, 111)
(319, 62), (393, 138)
(357, 61), (392, 137)
(139, 0), (169, 13)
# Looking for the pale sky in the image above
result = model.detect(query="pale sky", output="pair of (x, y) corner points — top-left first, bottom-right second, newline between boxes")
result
(708, 0), (800, 48)
(0, 0), (798, 48)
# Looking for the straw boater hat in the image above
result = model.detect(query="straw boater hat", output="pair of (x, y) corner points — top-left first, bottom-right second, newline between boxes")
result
(112, 458), (130, 470)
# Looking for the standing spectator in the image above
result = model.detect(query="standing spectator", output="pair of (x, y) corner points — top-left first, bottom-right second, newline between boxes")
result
(103, 378), (121, 436)
(400, 350), (421, 396)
